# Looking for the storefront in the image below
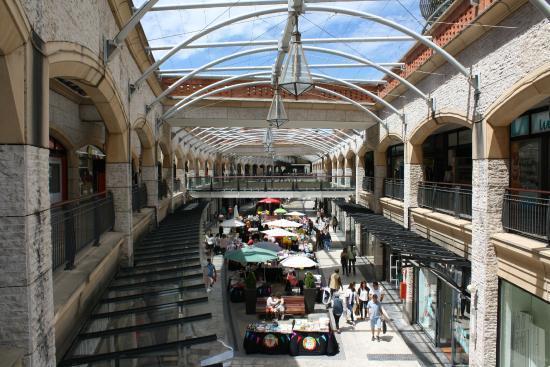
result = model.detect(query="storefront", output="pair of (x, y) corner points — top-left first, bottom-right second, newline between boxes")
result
(499, 280), (550, 367)
(77, 144), (106, 196)
(415, 265), (470, 366)
(510, 106), (550, 191)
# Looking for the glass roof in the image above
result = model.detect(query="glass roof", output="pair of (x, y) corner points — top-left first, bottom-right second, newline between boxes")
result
(132, 0), (432, 160)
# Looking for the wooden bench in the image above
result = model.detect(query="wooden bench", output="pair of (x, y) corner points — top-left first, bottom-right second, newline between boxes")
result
(256, 296), (306, 316)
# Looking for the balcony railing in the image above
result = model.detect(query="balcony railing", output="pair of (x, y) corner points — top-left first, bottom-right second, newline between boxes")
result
(187, 175), (354, 192)
(132, 183), (147, 212)
(418, 181), (472, 219)
(502, 188), (550, 243)
(51, 192), (115, 271)
(384, 178), (404, 201)
(158, 179), (168, 200)
(362, 176), (374, 193)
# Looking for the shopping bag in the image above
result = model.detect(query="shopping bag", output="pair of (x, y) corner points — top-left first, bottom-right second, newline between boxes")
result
(382, 319), (387, 334)
(353, 303), (360, 316)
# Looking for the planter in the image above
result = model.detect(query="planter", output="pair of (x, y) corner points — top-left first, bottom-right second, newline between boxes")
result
(244, 288), (257, 314)
(303, 287), (317, 314)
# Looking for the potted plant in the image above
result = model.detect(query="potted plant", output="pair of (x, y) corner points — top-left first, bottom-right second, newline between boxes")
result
(303, 272), (317, 314)
(244, 271), (257, 314)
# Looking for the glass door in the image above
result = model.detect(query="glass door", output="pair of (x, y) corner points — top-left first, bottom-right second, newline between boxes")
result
(49, 157), (63, 204)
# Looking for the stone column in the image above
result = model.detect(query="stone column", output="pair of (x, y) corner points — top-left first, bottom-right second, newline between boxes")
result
(403, 141), (424, 228)
(331, 160), (337, 185)
(176, 168), (185, 191)
(373, 151), (386, 213)
(469, 123), (509, 367)
(106, 133), (133, 266)
(0, 145), (56, 366)
(344, 158), (353, 187)
(142, 165), (158, 208)
(67, 151), (80, 199)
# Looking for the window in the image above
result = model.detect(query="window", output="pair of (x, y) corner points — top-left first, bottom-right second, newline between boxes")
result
(499, 280), (550, 367)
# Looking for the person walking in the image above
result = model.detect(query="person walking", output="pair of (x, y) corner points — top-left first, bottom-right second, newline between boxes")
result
(331, 293), (344, 333)
(367, 294), (384, 341)
(206, 259), (217, 292)
(348, 246), (357, 275)
(324, 230), (332, 251)
(328, 269), (343, 301)
(370, 281), (385, 302)
(358, 281), (370, 320)
(344, 282), (357, 326)
(331, 216), (338, 232)
(340, 248), (349, 276)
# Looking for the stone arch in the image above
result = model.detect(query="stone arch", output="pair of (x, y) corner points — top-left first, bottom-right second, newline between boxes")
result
(47, 42), (128, 161)
(133, 117), (155, 166)
(49, 126), (76, 152)
(484, 66), (550, 159)
(175, 147), (184, 169)
(408, 110), (471, 164)
(377, 132), (403, 153)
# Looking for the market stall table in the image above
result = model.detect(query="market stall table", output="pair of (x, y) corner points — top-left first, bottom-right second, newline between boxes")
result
(243, 318), (338, 356)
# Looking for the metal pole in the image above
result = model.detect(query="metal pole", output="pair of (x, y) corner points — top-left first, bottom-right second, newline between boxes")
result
(157, 63), (405, 73)
(149, 0), (373, 11)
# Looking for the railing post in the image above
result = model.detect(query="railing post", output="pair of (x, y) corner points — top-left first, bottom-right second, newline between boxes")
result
(546, 202), (550, 245)
(453, 186), (460, 218)
(64, 203), (76, 270)
(93, 196), (101, 246)
(431, 184), (437, 211)
(264, 177), (268, 191)
(237, 177), (240, 191)
(210, 176), (213, 191)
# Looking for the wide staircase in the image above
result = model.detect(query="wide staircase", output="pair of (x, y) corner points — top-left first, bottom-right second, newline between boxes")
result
(60, 201), (231, 366)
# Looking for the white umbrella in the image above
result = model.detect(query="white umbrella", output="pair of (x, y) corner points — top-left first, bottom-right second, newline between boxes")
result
(264, 219), (302, 228)
(221, 218), (245, 228)
(280, 256), (317, 268)
(285, 211), (306, 217)
(233, 204), (239, 219)
(261, 228), (298, 237)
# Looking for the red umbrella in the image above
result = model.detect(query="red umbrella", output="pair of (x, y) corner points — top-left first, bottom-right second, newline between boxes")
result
(258, 198), (281, 204)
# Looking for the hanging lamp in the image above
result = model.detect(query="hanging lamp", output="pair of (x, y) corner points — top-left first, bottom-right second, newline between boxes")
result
(263, 126), (274, 152)
(266, 86), (289, 128)
(279, 17), (314, 97)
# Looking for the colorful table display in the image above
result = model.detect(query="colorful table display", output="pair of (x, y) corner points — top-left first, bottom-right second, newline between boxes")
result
(243, 319), (338, 356)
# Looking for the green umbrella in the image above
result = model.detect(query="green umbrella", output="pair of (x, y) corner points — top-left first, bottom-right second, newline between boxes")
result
(274, 207), (287, 214)
(224, 246), (278, 265)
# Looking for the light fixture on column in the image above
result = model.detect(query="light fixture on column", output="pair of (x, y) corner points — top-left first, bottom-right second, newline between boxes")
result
(266, 86), (289, 128)
(279, 17), (314, 97)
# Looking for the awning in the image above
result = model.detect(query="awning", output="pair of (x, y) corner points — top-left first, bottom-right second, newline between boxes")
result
(334, 200), (470, 268)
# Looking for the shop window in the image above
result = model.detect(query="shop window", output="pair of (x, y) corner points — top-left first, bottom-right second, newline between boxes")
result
(510, 107), (550, 191)
(49, 136), (67, 203)
(417, 268), (438, 340)
(499, 280), (550, 367)
(364, 151), (374, 177)
(386, 144), (404, 179)
(77, 145), (106, 196)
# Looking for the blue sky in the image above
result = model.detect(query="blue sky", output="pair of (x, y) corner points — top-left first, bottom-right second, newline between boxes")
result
(136, 0), (425, 80)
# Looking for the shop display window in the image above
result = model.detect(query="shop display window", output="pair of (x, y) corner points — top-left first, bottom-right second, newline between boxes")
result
(417, 268), (438, 340)
(499, 280), (550, 367)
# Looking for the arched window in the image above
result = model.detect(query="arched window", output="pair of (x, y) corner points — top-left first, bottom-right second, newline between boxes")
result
(76, 145), (106, 196)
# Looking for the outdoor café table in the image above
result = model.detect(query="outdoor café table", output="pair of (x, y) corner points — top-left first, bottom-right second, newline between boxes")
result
(243, 319), (338, 356)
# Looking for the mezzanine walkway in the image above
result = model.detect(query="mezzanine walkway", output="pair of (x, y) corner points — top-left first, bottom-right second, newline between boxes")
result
(188, 175), (355, 199)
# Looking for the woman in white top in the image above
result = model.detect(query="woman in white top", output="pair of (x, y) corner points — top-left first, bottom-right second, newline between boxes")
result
(357, 281), (370, 320)
(344, 282), (357, 326)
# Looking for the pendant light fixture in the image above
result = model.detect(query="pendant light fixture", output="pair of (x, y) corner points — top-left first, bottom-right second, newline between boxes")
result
(266, 85), (289, 128)
(279, 16), (314, 97)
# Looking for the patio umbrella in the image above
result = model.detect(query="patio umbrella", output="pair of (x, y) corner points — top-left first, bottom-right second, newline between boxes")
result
(264, 219), (302, 228)
(285, 211), (306, 217)
(280, 256), (317, 269)
(274, 208), (287, 215)
(221, 218), (245, 228)
(261, 228), (298, 237)
(224, 246), (278, 265)
(258, 198), (281, 204)
(254, 241), (283, 252)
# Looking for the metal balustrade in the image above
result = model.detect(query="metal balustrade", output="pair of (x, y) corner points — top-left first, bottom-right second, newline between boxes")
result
(383, 178), (404, 201)
(362, 176), (374, 193)
(51, 192), (115, 271)
(418, 181), (472, 219)
(132, 183), (148, 212)
(187, 175), (354, 192)
(502, 188), (550, 243)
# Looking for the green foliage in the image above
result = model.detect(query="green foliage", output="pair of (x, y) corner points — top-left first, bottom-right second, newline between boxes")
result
(245, 271), (257, 289)
(304, 272), (315, 289)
